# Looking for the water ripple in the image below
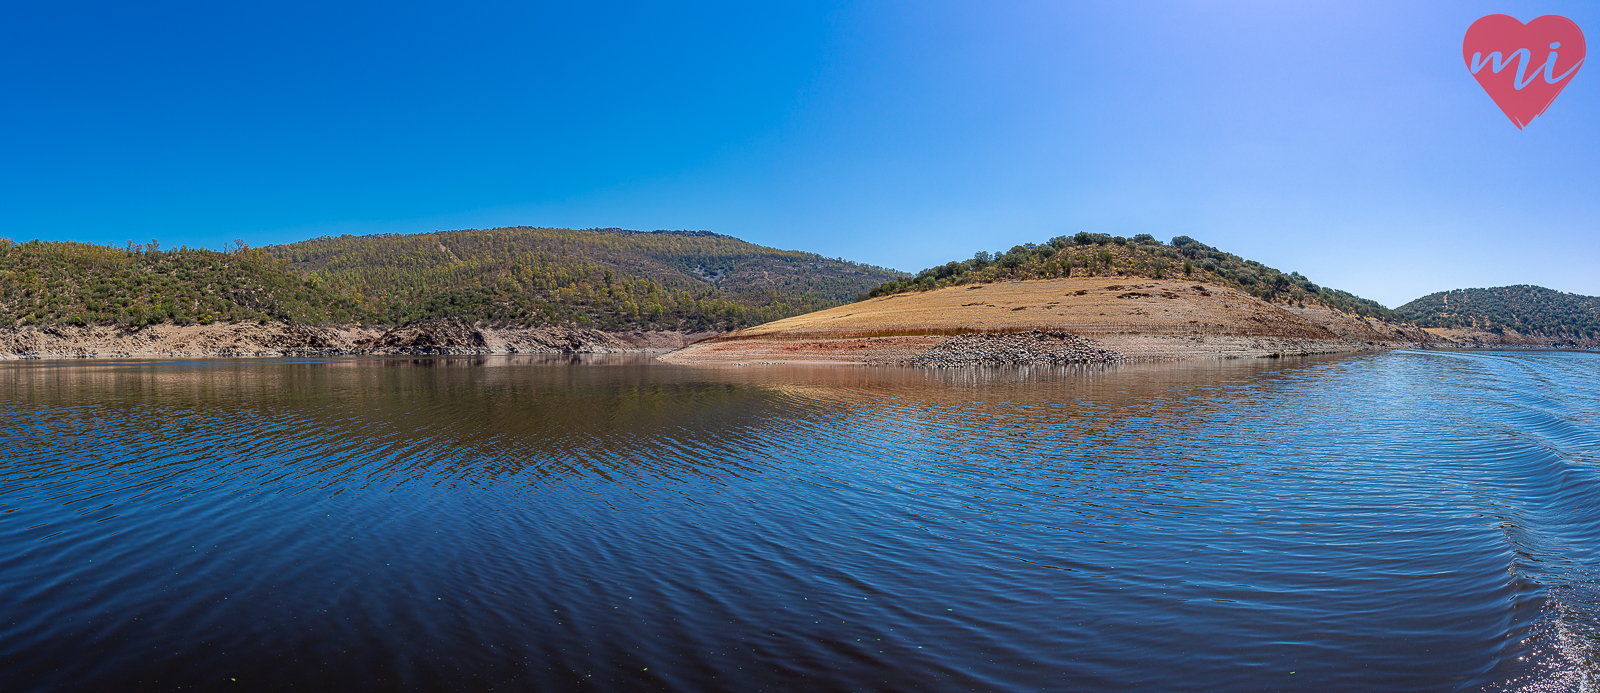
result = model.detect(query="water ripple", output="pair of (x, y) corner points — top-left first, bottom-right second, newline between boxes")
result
(0, 352), (1598, 691)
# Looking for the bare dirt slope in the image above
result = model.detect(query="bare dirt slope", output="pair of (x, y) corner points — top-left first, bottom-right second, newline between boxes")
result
(665, 278), (1443, 364)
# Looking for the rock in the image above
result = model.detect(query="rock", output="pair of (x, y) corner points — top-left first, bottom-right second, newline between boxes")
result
(894, 330), (1123, 367)
(362, 322), (489, 354)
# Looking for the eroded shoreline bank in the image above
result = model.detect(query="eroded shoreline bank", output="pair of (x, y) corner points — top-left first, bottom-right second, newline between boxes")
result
(0, 322), (718, 360)
(655, 330), (1453, 366)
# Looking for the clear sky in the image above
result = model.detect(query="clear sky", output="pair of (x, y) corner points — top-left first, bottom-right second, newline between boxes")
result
(3, 1), (1595, 307)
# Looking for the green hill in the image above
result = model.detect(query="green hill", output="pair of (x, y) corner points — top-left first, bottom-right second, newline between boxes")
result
(862, 233), (1396, 319)
(265, 226), (904, 331)
(0, 228), (904, 332)
(1397, 285), (1600, 337)
(0, 238), (362, 327)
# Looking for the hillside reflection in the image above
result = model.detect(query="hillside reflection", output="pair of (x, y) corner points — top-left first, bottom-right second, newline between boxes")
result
(0, 353), (1341, 501)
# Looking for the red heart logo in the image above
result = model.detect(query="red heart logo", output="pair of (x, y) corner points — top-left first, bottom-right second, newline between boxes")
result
(1463, 14), (1585, 129)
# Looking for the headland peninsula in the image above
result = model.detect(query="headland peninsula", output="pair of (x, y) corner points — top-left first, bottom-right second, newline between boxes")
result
(669, 233), (1600, 364)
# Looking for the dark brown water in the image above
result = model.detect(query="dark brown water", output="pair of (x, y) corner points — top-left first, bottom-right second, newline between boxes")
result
(2, 351), (1598, 691)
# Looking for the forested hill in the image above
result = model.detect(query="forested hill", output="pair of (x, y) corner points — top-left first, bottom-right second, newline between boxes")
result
(1397, 285), (1600, 337)
(862, 233), (1396, 319)
(0, 239), (362, 326)
(266, 226), (904, 331)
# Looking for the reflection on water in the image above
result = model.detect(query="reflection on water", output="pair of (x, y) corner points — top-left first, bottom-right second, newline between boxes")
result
(2, 351), (1599, 691)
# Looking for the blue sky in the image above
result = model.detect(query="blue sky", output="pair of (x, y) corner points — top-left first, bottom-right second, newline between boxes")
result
(2, 1), (1595, 306)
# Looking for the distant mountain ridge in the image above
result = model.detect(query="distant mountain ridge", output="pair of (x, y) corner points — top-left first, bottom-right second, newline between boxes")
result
(586, 227), (732, 239)
(1397, 285), (1600, 338)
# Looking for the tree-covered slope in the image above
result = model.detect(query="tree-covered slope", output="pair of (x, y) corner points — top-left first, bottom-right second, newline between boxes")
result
(1397, 285), (1600, 337)
(863, 233), (1396, 319)
(266, 227), (904, 331)
(0, 238), (363, 327)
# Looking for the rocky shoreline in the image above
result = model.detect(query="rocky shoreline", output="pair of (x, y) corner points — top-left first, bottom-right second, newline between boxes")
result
(0, 322), (718, 360)
(896, 330), (1123, 367)
(653, 323), (1591, 368)
(659, 331), (1451, 366)
(2, 318), (1587, 366)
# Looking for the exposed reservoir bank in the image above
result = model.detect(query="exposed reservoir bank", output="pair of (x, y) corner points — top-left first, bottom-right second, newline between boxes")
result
(2, 351), (1598, 691)
(668, 278), (1591, 364)
(0, 322), (715, 359)
(3, 279), (1588, 363)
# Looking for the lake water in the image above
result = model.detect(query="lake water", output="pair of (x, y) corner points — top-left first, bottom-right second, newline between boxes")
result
(2, 350), (1598, 692)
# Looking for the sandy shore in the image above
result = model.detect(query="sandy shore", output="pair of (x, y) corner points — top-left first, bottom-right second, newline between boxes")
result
(0, 322), (718, 360)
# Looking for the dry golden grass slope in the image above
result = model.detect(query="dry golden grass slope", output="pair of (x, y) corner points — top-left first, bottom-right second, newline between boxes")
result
(664, 278), (1443, 364)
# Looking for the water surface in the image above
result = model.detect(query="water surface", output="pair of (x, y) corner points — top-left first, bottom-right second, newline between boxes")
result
(2, 351), (1598, 691)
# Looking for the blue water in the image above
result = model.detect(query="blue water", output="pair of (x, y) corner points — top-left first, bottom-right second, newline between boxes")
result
(1, 350), (1598, 691)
